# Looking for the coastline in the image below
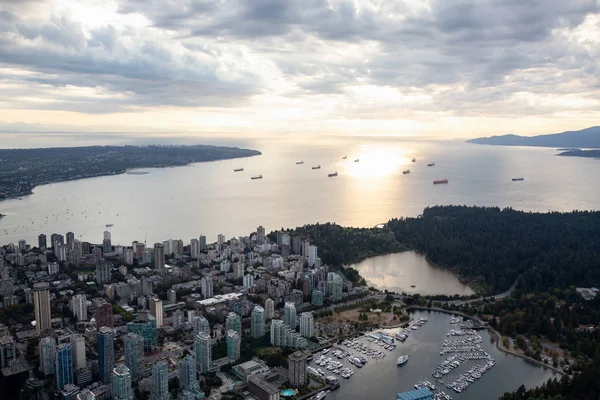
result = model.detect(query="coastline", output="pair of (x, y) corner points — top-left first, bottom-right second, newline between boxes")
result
(406, 305), (567, 377)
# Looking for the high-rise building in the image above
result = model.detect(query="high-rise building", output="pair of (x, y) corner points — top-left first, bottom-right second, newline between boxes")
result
(141, 277), (153, 296)
(151, 360), (169, 400)
(179, 354), (199, 391)
(50, 233), (64, 250)
(283, 302), (297, 329)
(302, 240), (310, 258)
(70, 294), (87, 322)
(97, 326), (114, 384)
(251, 306), (265, 338)
(299, 312), (314, 338)
(264, 298), (275, 320)
(66, 232), (75, 250)
(256, 226), (265, 245)
(167, 289), (176, 305)
(33, 282), (52, 334)
(70, 334), (86, 370)
(327, 273), (343, 302)
(225, 312), (241, 336)
(95, 261), (112, 284)
(192, 316), (210, 336)
(190, 239), (200, 258)
(0, 336), (16, 368)
(112, 364), (133, 400)
(20, 377), (43, 400)
(124, 332), (144, 382)
(226, 330), (241, 362)
(270, 320), (285, 347)
(149, 297), (163, 327)
(243, 274), (254, 288)
(217, 234), (225, 247)
(153, 243), (165, 274)
(38, 234), (47, 249)
(39, 336), (57, 376)
(172, 309), (184, 330)
(288, 351), (308, 388)
(95, 301), (113, 328)
(311, 290), (324, 306)
(199, 235), (206, 251)
(103, 231), (112, 253)
(127, 315), (158, 353)
(291, 289), (303, 309)
(92, 247), (103, 263)
(233, 263), (244, 279)
(308, 245), (318, 267)
(195, 333), (212, 374)
(200, 276), (213, 299)
(54, 343), (73, 390)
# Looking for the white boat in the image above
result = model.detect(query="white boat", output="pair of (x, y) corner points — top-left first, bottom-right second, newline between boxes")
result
(397, 355), (409, 366)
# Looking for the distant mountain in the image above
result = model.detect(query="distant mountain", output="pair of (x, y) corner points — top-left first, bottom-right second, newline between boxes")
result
(467, 126), (600, 148)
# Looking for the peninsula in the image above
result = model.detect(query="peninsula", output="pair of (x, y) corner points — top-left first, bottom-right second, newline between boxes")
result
(557, 149), (600, 158)
(467, 125), (600, 148)
(0, 144), (261, 200)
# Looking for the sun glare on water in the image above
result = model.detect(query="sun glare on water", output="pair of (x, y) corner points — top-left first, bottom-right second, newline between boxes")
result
(343, 147), (410, 178)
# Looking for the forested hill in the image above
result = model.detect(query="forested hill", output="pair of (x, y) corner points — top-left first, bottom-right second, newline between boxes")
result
(387, 206), (600, 294)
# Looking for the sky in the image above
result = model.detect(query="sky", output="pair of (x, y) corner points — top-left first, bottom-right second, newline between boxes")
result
(0, 0), (599, 138)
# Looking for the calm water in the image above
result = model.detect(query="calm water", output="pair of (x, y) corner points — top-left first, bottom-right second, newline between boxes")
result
(1, 134), (599, 246)
(324, 310), (558, 400)
(351, 252), (475, 296)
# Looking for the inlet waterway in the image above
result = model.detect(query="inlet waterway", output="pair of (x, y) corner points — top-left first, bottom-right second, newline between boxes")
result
(319, 310), (558, 400)
(351, 252), (475, 296)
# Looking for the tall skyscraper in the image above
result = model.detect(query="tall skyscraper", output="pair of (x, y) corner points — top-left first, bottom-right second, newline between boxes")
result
(302, 240), (310, 258)
(225, 312), (241, 336)
(308, 245), (318, 267)
(190, 239), (200, 258)
(192, 316), (210, 336)
(179, 354), (199, 391)
(70, 334), (86, 370)
(149, 297), (163, 327)
(167, 289), (176, 305)
(126, 315), (158, 353)
(71, 294), (87, 322)
(172, 310), (184, 330)
(153, 243), (165, 274)
(198, 235), (206, 251)
(288, 351), (308, 388)
(54, 343), (73, 390)
(195, 333), (212, 374)
(256, 226), (265, 245)
(97, 327), (114, 384)
(33, 282), (52, 334)
(103, 231), (112, 253)
(264, 298), (275, 320)
(95, 261), (112, 284)
(124, 332), (144, 382)
(66, 232), (75, 250)
(95, 301), (113, 328)
(299, 312), (314, 338)
(284, 302), (297, 329)
(200, 276), (213, 299)
(311, 290), (324, 306)
(39, 336), (56, 376)
(327, 273), (343, 302)
(226, 330), (241, 362)
(251, 306), (265, 338)
(270, 320), (285, 347)
(38, 234), (47, 249)
(112, 364), (133, 400)
(243, 274), (254, 288)
(217, 234), (225, 247)
(151, 360), (169, 400)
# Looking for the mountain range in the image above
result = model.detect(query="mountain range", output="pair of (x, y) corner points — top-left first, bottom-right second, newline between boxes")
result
(467, 126), (600, 148)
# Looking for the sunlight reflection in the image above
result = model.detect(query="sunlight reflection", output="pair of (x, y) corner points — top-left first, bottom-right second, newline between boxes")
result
(343, 147), (411, 178)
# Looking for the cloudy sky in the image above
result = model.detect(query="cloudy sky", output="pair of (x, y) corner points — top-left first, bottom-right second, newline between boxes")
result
(1, 0), (599, 138)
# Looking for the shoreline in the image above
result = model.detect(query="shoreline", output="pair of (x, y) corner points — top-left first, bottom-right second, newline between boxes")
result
(406, 305), (567, 377)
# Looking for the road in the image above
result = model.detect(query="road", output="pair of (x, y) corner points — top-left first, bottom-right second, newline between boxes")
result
(445, 277), (520, 306)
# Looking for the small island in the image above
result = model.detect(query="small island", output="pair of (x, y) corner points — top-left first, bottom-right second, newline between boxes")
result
(557, 149), (600, 159)
(0, 144), (261, 200)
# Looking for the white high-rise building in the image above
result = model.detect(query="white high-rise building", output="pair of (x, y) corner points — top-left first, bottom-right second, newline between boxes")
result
(264, 298), (275, 320)
(112, 364), (133, 400)
(192, 316), (210, 336)
(71, 294), (87, 322)
(200, 276), (213, 298)
(70, 334), (86, 370)
(149, 297), (163, 328)
(243, 274), (254, 288)
(308, 245), (318, 267)
(195, 333), (212, 374)
(299, 312), (314, 338)
(251, 306), (265, 338)
(284, 302), (297, 329)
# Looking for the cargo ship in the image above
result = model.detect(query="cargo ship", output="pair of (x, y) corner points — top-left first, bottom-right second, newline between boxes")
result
(328, 172), (338, 177)
(354, 159), (360, 162)
(251, 175), (263, 180)
(343, 156), (347, 159)
(433, 179), (448, 184)
(403, 169), (410, 175)
(234, 168), (243, 172)
(412, 158), (416, 162)
(512, 177), (524, 181)
(312, 165), (321, 170)
(428, 162), (435, 167)
(296, 161), (304, 165)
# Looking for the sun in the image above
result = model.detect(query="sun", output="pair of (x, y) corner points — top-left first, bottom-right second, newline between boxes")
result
(343, 147), (411, 178)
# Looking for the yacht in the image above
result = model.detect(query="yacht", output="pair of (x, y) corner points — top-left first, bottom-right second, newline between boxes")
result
(397, 355), (409, 366)
(312, 391), (328, 400)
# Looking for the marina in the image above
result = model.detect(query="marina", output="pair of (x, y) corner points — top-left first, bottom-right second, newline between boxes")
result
(321, 310), (557, 400)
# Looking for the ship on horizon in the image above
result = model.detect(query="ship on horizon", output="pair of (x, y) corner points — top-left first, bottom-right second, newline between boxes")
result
(234, 168), (243, 172)
(296, 161), (304, 165)
(403, 169), (410, 175)
(512, 177), (524, 181)
(251, 175), (263, 180)
(412, 158), (416, 162)
(354, 159), (360, 162)
(328, 172), (338, 177)
(105, 223), (114, 228)
(433, 179), (448, 184)
(428, 162), (435, 167)
(312, 165), (321, 170)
